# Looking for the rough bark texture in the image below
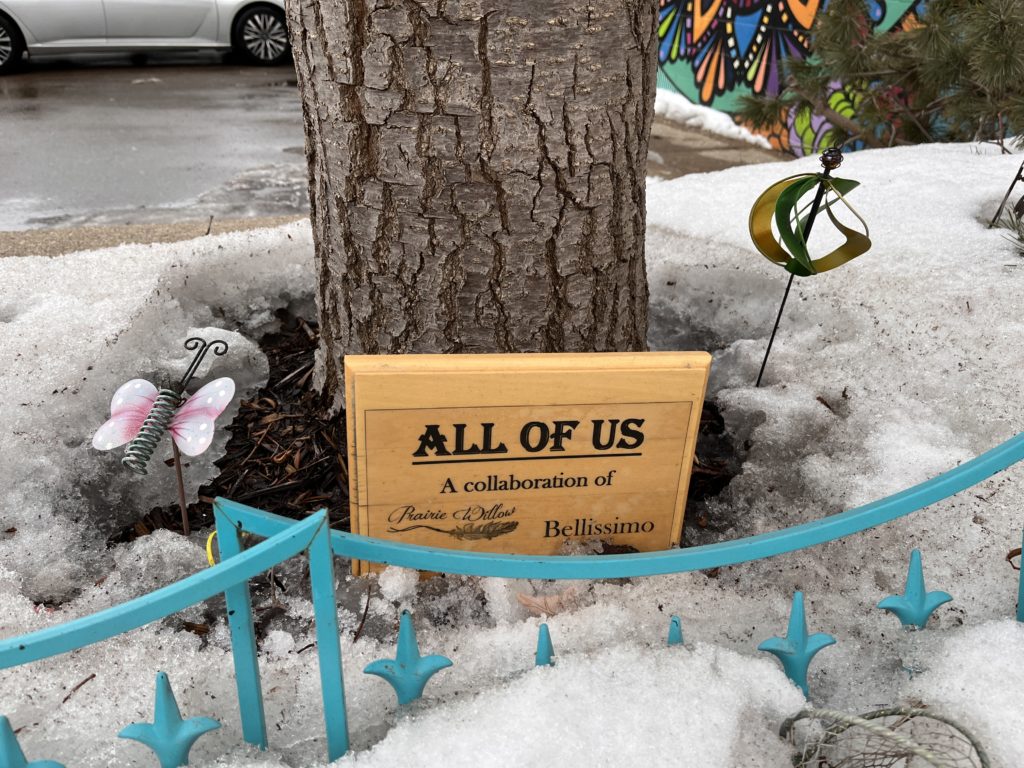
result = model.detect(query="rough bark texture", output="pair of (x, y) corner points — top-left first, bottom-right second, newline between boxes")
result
(286, 0), (658, 408)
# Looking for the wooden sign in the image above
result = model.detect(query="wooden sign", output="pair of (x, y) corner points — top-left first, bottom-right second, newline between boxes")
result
(344, 352), (711, 575)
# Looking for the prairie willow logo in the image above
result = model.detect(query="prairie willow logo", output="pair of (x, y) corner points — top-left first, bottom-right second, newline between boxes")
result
(387, 520), (519, 540)
(385, 504), (519, 540)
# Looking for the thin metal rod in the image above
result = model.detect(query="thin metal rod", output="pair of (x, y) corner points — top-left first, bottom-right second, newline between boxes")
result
(756, 273), (795, 387)
(169, 336), (228, 534)
(988, 160), (1024, 228)
(755, 169), (831, 387)
(172, 443), (190, 536)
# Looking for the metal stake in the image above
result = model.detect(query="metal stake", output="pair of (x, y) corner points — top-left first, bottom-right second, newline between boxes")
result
(755, 149), (842, 388)
(172, 443), (190, 536)
(172, 338), (228, 535)
(988, 160), (1024, 228)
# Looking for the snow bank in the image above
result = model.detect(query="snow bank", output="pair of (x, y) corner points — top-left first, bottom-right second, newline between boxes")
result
(905, 620), (1024, 768)
(343, 643), (802, 768)
(2, 143), (1024, 766)
(654, 89), (772, 149)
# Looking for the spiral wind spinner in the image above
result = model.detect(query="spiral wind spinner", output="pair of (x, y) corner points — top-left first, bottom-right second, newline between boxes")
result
(93, 337), (235, 535)
(749, 148), (871, 386)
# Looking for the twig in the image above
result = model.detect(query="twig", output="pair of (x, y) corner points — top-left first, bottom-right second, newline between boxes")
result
(62, 673), (96, 704)
(352, 582), (372, 643)
(1007, 547), (1021, 571)
(691, 464), (728, 476)
(240, 427), (271, 465)
(277, 362), (314, 388)
(205, 215), (214, 236)
(297, 318), (318, 341)
(234, 480), (304, 502)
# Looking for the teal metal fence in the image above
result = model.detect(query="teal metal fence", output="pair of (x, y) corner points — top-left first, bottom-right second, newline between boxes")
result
(1, 431), (1023, 763)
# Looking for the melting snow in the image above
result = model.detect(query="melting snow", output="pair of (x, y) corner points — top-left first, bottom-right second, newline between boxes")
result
(1, 143), (1023, 766)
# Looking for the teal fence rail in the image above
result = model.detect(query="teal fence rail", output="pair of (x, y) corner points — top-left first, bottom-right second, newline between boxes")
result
(1, 431), (1023, 763)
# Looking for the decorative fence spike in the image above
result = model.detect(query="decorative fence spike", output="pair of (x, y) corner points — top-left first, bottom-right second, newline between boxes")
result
(877, 549), (952, 629)
(364, 611), (452, 705)
(0, 716), (65, 768)
(667, 615), (684, 647)
(118, 672), (219, 768)
(758, 591), (836, 697)
(535, 623), (554, 667)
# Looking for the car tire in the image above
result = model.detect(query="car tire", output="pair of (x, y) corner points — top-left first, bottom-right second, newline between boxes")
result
(0, 14), (25, 75)
(232, 6), (290, 66)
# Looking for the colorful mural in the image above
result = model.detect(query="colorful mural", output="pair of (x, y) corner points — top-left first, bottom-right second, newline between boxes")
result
(656, 0), (927, 155)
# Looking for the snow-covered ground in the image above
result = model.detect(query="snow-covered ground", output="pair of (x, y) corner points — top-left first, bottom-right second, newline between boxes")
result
(1, 143), (1023, 767)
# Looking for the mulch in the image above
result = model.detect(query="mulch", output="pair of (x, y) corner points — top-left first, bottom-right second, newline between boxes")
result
(108, 311), (737, 547)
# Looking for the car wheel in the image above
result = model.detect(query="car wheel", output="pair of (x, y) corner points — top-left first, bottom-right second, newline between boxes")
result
(0, 15), (25, 75)
(233, 6), (290, 66)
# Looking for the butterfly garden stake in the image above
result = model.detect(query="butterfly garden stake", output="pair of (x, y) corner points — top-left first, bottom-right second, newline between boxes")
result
(749, 148), (871, 386)
(93, 338), (235, 536)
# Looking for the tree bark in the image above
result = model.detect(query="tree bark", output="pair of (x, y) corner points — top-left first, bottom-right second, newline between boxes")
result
(286, 0), (657, 409)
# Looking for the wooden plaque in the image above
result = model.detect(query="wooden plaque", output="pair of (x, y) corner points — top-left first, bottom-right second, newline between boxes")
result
(344, 352), (711, 575)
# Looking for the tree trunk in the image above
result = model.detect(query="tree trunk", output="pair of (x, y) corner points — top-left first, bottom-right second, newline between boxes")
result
(286, 0), (657, 409)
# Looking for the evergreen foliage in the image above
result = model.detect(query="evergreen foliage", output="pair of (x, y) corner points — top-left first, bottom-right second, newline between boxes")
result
(739, 0), (1024, 150)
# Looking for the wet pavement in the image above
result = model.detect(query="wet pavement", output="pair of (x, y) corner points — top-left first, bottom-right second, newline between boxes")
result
(0, 53), (783, 253)
(647, 118), (782, 178)
(0, 54), (308, 231)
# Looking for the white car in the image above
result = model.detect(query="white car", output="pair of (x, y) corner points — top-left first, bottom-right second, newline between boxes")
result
(0, 0), (290, 73)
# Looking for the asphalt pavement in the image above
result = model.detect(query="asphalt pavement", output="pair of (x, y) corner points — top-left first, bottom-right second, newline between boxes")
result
(0, 53), (782, 256)
(1, 53), (308, 232)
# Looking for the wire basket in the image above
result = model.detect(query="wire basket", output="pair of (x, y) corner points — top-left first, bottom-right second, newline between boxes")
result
(781, 707), (990, 768)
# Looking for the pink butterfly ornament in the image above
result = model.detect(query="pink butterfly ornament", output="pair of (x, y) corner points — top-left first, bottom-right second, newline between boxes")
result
(91, 337), (233, 537)
(93, 377), (235, 457)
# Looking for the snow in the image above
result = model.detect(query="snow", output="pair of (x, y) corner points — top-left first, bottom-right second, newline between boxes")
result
(0, 224), (311, 600)
(2, 143), (1024, 767)
(905, 620), (1024, 768)
(654, 89), (772, 149)
(375, 567), (420, 607)
(344, 643), (802, 768)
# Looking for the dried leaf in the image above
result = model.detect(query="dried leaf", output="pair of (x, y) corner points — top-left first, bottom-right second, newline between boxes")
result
(516, 587), (580, 617)
(182, 621), (210, 636)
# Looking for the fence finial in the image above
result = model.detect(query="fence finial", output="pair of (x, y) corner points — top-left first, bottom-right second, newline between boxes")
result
(364, 611), (452, 705)
(878, 549), (952, 629)
(535, 623), (555, 667)
(0, 715), (65, 768)
(668, 615), (684, 646)
(118, 672), (220, 768)
(758, 591), (835, 697)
